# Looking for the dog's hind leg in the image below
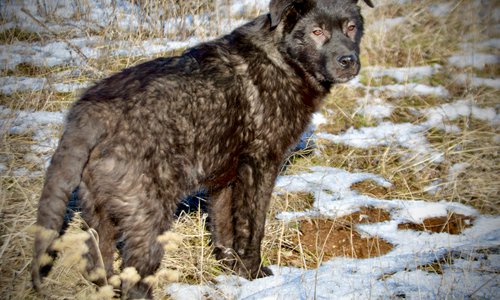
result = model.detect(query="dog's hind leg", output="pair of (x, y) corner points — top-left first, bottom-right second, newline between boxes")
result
(78, 182), (117, 284)
(116, 184), (176, 299)
(119, 213), (170, 299)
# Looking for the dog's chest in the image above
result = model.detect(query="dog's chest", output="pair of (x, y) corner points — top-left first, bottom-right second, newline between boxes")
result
(243, 69), (316, 152)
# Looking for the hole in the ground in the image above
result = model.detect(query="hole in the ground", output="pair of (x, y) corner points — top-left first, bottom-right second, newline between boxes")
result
(398, 212), (474, 234)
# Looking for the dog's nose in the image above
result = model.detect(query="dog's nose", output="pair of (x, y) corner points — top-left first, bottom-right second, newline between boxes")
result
(337, 54), (357, 69)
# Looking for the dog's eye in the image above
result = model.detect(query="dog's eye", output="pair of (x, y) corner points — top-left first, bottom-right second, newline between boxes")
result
(312, 29), (323, 36)
(347, 24), (356, 32)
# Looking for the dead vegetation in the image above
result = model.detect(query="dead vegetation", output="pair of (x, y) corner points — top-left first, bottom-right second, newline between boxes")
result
(0, 0), (499, 299)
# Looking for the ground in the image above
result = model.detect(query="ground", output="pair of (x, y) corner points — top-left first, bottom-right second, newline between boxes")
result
(0, 0), (499, 299)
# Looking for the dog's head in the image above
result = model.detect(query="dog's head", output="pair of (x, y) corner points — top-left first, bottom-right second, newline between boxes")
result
(270, 0), (374, 89)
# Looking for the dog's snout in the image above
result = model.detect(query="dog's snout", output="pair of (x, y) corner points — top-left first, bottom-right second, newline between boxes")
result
(336, 54), (357, 69)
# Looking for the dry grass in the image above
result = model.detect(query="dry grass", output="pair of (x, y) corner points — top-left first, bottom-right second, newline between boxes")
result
(0, 0), (499, 299)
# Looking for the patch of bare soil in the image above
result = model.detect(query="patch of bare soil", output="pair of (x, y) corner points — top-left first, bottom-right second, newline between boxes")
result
(398, 213), (475, 234)
(346, 206), (391, 224)
(279, 207), (393, 268)
(299, 218), (393, 260)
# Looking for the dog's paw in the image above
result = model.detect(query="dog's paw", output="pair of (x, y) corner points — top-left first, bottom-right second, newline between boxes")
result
(31, 268), (42, 292)
(233, 259), (273, 280)
(255, 266), (273, 278)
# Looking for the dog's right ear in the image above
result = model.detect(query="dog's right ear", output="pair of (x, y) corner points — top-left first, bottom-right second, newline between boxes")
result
(269, 0), (313, 28)
(269, 0), (294, 28)
(359, 0), (375, 7)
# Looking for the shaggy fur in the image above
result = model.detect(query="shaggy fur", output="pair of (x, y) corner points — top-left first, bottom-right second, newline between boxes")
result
(32, 0), (373, 298)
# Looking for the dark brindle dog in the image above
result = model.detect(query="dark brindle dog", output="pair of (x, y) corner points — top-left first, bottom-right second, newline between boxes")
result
(32, 0), (373, 298)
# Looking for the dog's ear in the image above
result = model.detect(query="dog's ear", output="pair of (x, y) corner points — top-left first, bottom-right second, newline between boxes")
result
(269, 0), (314, 28)
(359, 0), (375, 7)
(269, 0), (295, 28)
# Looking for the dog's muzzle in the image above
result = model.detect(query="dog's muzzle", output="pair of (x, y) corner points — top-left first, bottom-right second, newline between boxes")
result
(336, 54), (358, 69)
(332, 53), (360, 83)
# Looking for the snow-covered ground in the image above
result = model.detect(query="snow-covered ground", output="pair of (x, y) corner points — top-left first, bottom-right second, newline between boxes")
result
(169, 167), (500, 298)
(1, 0), (499, 299)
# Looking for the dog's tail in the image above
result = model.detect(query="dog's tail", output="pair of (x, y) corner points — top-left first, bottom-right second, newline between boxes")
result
(31, 103), (106, 290)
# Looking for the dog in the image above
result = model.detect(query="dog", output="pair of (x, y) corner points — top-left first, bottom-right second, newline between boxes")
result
(32, 0), (373, 298)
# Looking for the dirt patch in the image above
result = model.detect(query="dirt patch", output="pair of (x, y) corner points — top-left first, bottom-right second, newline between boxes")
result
(398, 213), (474, 234)
(342, 206), (391, 224)
(277, 207), (393, 268)
(299, 218), (393, 259)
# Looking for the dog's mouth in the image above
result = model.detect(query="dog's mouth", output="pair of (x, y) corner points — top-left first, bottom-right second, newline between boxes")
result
(334, 62), (361, 82)
(334, 74), (357, 83)
(319, 63), (360, 86)
(314, 63), (360, 89)
(320, 72), (358, 85)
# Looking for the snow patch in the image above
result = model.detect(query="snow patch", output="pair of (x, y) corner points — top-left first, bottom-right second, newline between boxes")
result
(317, 122), (444, 163)
(0, 0), (271, 71)
(0, 77), (47, 95)
(109, 37), (202, 57)
(311, 112), (327, 127)
(454, 74), (500, 89)
(1, 0), (249, 37)
(371, 83), (450, 98)
(428, 2), (453, 17)
(0, 106), (65, 169)
(448, 162), (470, 182)
(356, 96), (394, 120)
(0, 76), (90, 95)
(422, 99), (499, 132)
(423, 180), (443, 195)
(0, 37), (202, 70)
(0, 38), (99, 70)
(228, 0), (269, 16)
(318, 99), (498, 163)
(493, 134), (500, 144)
(369, 17), (405, 32)
(275, 167), (478, 223)
(423, 162), (470, 196)
(460, 39), (500, 51)
(448, 53), (499, 69)
(275, 166), (392, 218)
(365, 64), (442, 83)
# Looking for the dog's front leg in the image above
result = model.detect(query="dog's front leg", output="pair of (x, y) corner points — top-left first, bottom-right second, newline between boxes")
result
(230, 155), (279, 279)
